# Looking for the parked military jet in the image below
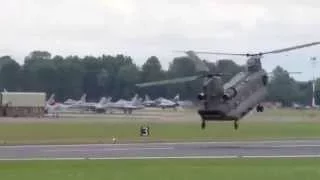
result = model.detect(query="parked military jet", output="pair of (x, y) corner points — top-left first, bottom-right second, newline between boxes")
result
(45, 94), (72, 116)
(46, 94), (108, 114)
(142, 95), (157, 107)
(67, 96), (108, 112)
(64, 94), (86, 105)
(156, 94), (180, 110)
(94, 94), (144, 114)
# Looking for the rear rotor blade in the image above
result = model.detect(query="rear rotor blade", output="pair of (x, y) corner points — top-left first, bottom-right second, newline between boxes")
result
(261, 42), (320, 55)
(136, 75), (201, 88)
(190, 51), (250, 56)
(176, 41), (320, 58)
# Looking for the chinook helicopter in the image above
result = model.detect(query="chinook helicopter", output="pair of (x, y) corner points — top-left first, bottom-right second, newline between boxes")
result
(136, 42), (320, 130)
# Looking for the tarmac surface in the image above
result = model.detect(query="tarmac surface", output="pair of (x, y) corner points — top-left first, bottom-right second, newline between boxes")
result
(1, 140), (320, 160)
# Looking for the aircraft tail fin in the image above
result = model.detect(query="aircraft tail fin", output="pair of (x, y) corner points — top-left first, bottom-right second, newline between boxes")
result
(80, 93), (86, 103)
(173, 94), (180, 102)
(98, 97), (107, 105)
(131, 94), (138, 102)
(47, 94), (55, 105)
(131, 94), (141, 105)
(106, 97), (112, 103)
(145, 95), (151, 101)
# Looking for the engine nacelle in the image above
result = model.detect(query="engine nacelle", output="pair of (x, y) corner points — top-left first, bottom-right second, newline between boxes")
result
(197, 93), (206, 101)
(222, 87), (237, 101)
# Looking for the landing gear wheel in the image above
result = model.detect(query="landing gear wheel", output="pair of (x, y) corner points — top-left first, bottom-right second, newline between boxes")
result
(256, 104), (264, 112)
(234, 120), (239, 130)
(201, 120), (206, 130)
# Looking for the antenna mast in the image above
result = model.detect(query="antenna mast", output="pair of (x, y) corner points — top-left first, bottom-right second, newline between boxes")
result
(311, 57), (317, 107)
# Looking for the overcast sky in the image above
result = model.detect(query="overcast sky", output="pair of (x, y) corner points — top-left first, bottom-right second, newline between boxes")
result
(0, 0), (319, 81)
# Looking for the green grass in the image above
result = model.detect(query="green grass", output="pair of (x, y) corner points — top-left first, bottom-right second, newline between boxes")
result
(0, 108), (318, 145)
(245, 108), (320, 121)
(0, 158), (320, 180)
(1, 121), (320, 145)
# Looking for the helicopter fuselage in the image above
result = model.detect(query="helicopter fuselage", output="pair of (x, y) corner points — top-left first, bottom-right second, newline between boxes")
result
(198, 69), (268, 121)
(136, 42), (320, 130)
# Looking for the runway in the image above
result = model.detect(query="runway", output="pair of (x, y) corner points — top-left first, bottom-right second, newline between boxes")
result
(1, 140), (320, 160)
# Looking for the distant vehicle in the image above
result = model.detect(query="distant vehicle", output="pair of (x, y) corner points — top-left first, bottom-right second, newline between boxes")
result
(177, 100), (195, 108)
(292, 102), (304, 109)
(305, 105), (312, 109)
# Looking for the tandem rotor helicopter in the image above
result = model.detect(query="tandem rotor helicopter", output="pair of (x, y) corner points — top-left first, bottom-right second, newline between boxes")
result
(136, 42), (320, 130)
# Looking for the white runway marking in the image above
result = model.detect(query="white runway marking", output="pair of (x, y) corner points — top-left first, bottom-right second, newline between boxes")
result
(1, 140), (320, 161)
(44, 147), (174, 152)
(1, 139), (320, 149)
(235, 144), (320, 148)
(0, 155), (320, 161)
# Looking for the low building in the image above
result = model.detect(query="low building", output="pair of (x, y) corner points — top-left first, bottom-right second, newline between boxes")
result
(0, 92), (46, 117)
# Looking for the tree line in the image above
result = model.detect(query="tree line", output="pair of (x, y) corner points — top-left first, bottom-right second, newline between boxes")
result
(0, 50), (317, 106)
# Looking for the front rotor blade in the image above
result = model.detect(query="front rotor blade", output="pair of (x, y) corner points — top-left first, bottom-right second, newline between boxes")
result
(136, 75), (201, 87)
(174, 51), (210, 72)
(184, 51), (210, 72)
(261, 42), (320, 55)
